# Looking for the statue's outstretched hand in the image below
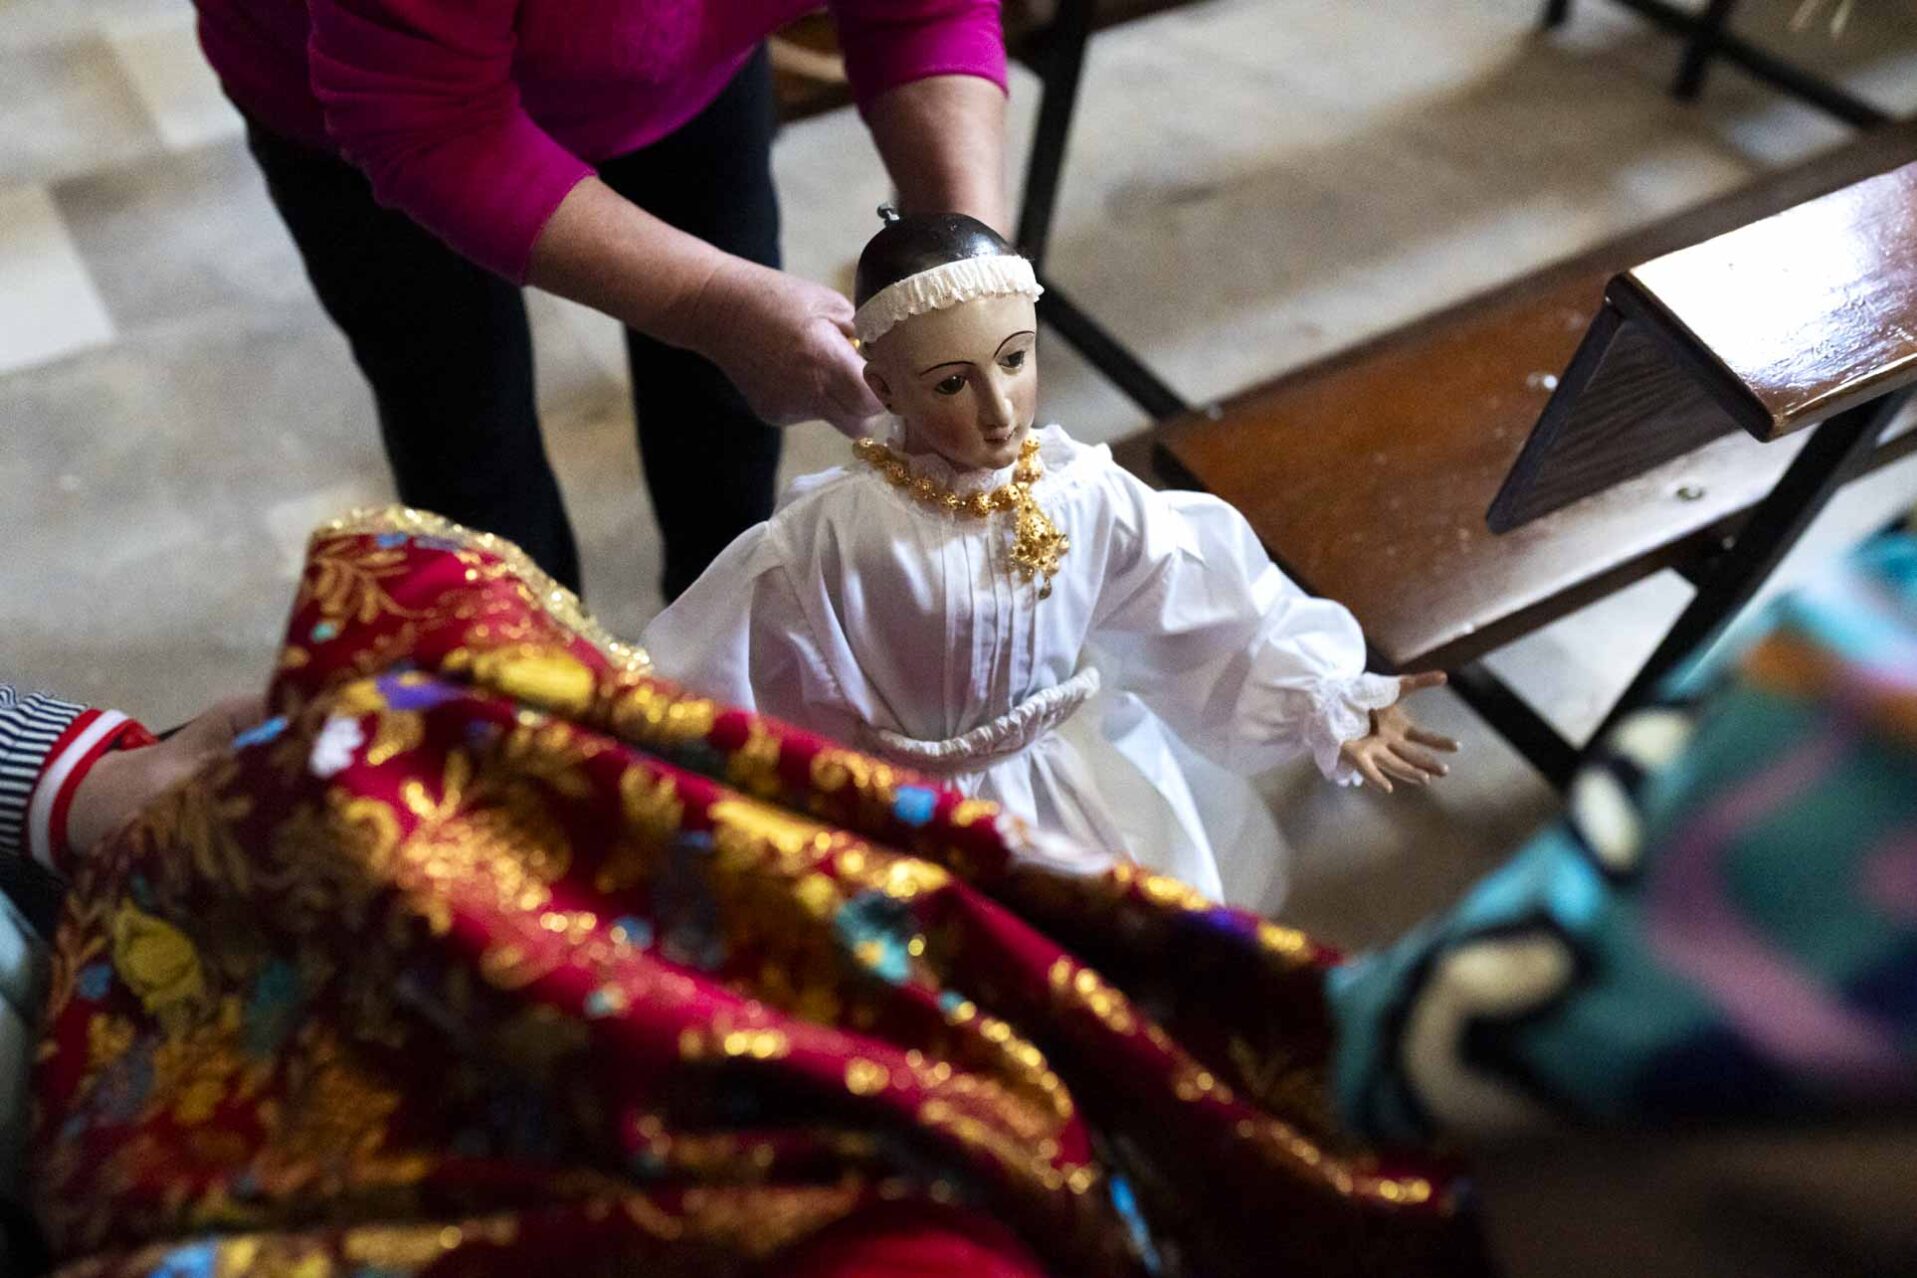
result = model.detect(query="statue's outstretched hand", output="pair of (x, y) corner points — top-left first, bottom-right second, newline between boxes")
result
(1338, 671), (1460, 794)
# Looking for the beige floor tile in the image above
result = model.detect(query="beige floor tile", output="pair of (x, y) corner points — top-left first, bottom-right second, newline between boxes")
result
(0, 0), (182, 51)
(0, 305), (383, 721)
(51, 139), (308, 328)
(104, 7), (244, 152)
(0, 37), (157, 183)
(529, 291), (633, 393)
(0, 184), (114, 375)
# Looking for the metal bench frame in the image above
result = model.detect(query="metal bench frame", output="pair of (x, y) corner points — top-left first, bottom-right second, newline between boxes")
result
(1546, 0), (1893, 129)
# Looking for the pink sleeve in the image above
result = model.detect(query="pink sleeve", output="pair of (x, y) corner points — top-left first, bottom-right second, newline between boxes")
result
(829, 0), (1008, 108)
(305, 0), (593, 282)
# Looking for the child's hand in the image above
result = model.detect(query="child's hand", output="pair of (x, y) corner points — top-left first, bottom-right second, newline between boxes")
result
(1338, 671), (1460, 794)
(66, 695), (268, 860)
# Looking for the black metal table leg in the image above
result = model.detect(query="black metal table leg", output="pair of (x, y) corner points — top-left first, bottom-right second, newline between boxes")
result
(1449, 661), (1581, 789)
(1603, 0), (1891, 127)
(1591, 390), (1908, 741)
(1673, 0), (1740, 99)
(1011, 0), (1191, 419)
(1015, 0), (1096, 270)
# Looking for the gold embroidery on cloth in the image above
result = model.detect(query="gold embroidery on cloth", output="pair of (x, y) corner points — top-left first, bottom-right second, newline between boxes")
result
(317, 506), (649, 673)
(609, 682), (718, 750)
(299, 540), (427, 627)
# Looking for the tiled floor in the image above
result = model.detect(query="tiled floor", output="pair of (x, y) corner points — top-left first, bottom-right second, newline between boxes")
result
(0, 184), (114, 375)
(4, 0), (1917, 946)
(103, 7), (242, 154)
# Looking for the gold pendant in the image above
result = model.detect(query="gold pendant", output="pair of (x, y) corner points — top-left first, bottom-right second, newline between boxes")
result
(856, 436), (1069, 598)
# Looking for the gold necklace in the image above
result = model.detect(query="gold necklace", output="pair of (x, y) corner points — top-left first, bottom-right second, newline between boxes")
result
(854, 435), (1070, 599)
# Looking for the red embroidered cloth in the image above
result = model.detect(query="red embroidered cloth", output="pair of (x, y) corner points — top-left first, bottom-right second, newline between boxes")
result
(32, 509), (1481, 1277)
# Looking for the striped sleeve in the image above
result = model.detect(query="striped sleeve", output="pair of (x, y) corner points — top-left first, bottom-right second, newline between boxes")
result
(0, 686), (146, 872)
(0, 686), (88, 864)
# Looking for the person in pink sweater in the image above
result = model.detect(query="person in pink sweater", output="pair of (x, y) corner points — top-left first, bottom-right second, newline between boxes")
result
(195, 0), (1009, 599)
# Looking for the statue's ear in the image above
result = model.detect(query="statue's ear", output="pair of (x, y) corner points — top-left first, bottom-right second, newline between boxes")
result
(863, 365), (894, 411)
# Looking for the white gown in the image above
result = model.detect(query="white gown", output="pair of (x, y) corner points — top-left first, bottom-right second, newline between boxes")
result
(641, 425), (1399, 899)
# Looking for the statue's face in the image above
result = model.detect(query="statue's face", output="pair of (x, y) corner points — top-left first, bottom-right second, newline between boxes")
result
(862, 293), (1038, 472)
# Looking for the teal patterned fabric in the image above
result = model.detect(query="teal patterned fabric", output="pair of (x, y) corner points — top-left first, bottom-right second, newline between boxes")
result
(1332, 529), (1917, 1144)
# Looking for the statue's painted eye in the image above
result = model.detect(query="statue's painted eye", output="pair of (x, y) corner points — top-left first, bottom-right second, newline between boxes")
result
(934, 374), (966, 396)
(1000, 349), (1027, 371)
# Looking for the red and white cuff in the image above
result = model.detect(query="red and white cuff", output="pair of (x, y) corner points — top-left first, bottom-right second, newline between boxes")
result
(24, 710), (156, 873)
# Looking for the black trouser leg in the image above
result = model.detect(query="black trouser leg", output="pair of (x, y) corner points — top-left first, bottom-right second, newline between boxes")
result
(244, 123), (583, 591)
(600, 47), (785, 602)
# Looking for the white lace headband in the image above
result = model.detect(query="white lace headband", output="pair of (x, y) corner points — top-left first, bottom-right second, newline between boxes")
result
(852, 254), (1043, 345)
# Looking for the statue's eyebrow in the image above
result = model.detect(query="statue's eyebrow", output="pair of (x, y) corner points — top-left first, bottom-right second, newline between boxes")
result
(916, 330), (1037, 375)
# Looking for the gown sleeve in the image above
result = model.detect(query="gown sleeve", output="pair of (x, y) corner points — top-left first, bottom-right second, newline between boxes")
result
(1087, 466), (1401, 785)
(640, 524), (863, 747)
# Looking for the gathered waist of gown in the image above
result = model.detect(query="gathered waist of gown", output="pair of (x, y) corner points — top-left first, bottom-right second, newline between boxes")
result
(859, 667), (1102, 778)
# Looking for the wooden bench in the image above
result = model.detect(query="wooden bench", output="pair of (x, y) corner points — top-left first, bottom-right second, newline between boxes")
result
(1118, 121), (1917, 785)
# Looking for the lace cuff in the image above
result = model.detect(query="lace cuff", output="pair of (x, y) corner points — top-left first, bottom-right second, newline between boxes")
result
(1304, 674), (1403, 786)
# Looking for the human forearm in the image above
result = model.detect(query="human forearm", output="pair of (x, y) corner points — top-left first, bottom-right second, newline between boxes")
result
(525, 176), (733, 347)
(65, 696), (264, 862)
(864, 74), (1009, 234)
(527, 177), (881, 432)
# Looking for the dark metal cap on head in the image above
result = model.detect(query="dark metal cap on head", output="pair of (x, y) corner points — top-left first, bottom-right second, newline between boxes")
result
(854, 205), (1016, 309)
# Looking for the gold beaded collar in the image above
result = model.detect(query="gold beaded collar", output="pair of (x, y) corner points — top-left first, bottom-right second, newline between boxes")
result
(854, 434), (1070, 599)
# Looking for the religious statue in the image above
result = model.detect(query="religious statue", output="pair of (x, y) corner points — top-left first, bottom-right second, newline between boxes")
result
(644, 209), (1459, 896)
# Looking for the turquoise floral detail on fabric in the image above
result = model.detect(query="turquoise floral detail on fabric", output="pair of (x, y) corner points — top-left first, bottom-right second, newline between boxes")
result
(146, 1240), (217, 1278)
(232, 716), (288, 750)
(370, 531), (463, 553)
(1109, 1173), (1165, 1275)
(244, 959), (304, 1056)
(610, 916), (654, 949)
(836, 891), (917, 985)
(894, 785), (939, 827)
(76, 961), (112, 1002)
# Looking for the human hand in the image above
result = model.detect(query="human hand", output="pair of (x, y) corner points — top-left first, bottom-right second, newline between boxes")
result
(686, 256), (884, 437)
(64, 695), (267, 860)
(1338, 671), (1461, 794)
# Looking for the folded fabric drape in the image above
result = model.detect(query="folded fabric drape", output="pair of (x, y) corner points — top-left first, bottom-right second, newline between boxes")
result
(30, 507), (1478, 1278)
